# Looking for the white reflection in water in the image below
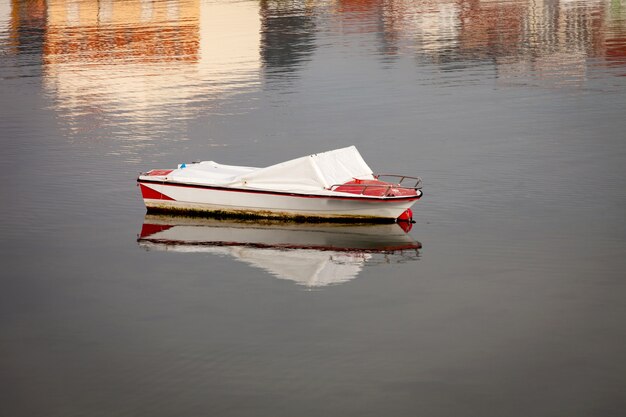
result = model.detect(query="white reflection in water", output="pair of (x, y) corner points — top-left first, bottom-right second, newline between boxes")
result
(0, 2), (10, 40)
(176, 246), (369, 288)
(138, 215), (421, 288)
(139, 0), (152, 23)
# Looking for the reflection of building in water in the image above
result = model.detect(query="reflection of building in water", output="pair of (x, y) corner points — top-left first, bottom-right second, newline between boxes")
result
(4, 0), (48, 79)
(456, 0), (526, 61)
(596, 0), (626, 71)
(458, 0), (626, 84)
(411, 1), (459, 56)
(44, 0), (200, 64)
(7, 0), (47, 55)
(7, 0), (626, 113)
(391, 0), (460, 62)
(495, 0), (603, 86)
(332, 0), (461, 61)
(331, 0), (626, 83)
(38, 0), (261, 137)
(259, 0), (317, 76)
(335, 0), (386, 34)
(334, 0), (401, 57)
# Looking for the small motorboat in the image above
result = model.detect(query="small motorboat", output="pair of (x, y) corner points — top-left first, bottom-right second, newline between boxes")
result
(138, 214), (421, 287)
(137, 146), (422, 222)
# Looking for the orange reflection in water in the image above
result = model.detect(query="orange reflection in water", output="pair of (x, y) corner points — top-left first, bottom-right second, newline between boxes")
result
(44, 0), (200, 64)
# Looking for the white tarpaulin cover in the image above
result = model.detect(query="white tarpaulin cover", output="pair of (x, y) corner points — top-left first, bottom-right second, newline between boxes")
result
(168, 146), (375, 191)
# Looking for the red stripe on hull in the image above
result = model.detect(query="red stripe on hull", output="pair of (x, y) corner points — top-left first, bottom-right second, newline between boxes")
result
(140, 184), (176, 201)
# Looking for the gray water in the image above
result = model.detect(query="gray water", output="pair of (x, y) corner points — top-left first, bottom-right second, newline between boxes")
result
(2, 0), (626, 416)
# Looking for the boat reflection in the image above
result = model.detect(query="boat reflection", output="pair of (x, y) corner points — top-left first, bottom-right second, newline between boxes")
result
(138, 215), (421, 288)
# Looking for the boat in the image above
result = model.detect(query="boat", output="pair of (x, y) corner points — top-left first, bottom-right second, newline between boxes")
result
(138, 214), (421, 287)
(137, 146), (422, 222)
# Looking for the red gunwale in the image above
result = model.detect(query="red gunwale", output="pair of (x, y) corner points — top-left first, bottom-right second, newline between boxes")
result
(137, 178), (422, 202)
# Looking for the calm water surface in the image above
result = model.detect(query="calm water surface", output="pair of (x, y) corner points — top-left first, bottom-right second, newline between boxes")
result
(1, 0), (626, 416)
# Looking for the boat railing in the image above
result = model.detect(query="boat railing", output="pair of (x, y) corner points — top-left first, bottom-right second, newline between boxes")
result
(375, 174), (423, 190)
(328, 177), (422, 197)
(328, 184), (400, 196)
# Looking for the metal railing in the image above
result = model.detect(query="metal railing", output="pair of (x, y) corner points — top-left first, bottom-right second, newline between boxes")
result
(375, 174), (422, 190)
(328, 174), (422, 197)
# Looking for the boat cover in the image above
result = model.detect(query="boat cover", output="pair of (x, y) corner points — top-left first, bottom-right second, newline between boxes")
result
(167, 146), (375, 192)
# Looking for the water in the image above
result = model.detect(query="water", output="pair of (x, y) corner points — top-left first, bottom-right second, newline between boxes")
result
(1, 0), (626, 415)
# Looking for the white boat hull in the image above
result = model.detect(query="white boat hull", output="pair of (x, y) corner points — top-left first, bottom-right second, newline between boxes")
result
(138, 181), (420, 221)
